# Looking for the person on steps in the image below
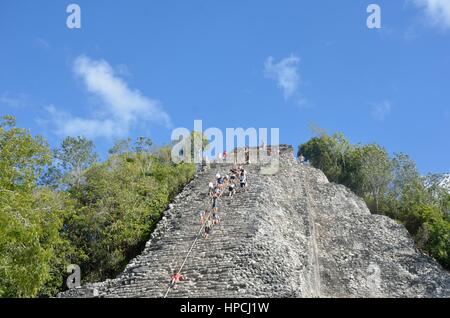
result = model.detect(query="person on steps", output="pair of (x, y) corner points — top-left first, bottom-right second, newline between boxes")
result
(199, 209), (207, 224)
(208, 181), (214, 197)
(299, 153), (305, 165)
(228, 182), (236, 197)
(204, 219), (212, 239)
(217, 176), (225, 190)
(170, 272), (184, 288)
(230, 171), (236, 183)
(212, 195), (219, 213)
(240, 172), (247, 188)
(212, 211), (221, 225)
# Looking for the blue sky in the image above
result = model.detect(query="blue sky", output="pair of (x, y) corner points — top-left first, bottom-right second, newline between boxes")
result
(0, 0), (449, 174)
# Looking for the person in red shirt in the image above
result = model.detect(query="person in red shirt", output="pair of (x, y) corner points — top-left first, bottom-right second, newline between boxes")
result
(199, 209), (207, 224)
(170, 272), (184, 287)
(223, 150), (227, 161)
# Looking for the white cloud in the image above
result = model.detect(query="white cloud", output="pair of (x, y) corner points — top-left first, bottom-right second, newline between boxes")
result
(48, 55), (171, 139)
(45, 105), (119, 138)
(413, 0), (450, 29)
(264, 54), (301, 99)
(0, 93), (26, 107)
(370, 101), (392, 122)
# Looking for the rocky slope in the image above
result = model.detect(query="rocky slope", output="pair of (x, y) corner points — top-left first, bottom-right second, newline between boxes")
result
(59, 147), (450, 298)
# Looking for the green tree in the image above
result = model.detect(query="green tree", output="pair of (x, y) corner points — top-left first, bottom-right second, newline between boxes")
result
(401, 202), (449, 268)
(53, 136), (97, 189)
(133, 136), (153, 153)
(359, 144), (392, 214)
(108, 138), (132, 156)
(338, 146), (364, 196)
(382, 153), (423, 218)
(424, 174), (450, 217)
(299, 135), (343, 183)
(0, 116), (77, 297)
(133, 137), (153, 177)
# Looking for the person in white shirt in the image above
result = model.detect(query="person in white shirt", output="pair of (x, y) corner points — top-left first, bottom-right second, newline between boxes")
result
(208, 182), (214, 196)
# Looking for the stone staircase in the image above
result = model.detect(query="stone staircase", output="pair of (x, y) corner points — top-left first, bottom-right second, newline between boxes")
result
(59, 147), (450, 298)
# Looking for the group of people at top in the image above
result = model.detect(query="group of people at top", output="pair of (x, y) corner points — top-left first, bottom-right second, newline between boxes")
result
(169, 165), (249, 290)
